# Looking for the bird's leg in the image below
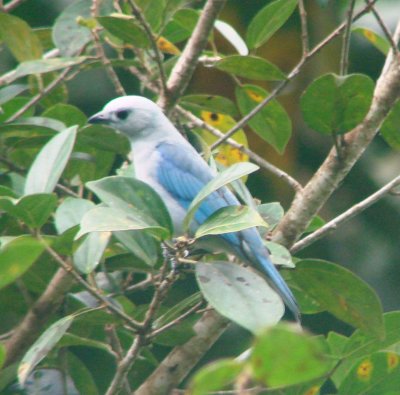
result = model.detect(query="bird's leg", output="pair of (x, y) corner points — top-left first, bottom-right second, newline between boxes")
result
(162, 237), (196, 274)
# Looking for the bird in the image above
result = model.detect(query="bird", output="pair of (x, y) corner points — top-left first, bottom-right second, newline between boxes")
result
(88, 95), (299, 320)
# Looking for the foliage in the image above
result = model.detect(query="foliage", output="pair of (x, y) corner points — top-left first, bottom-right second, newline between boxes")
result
(0, 0), (399, 394)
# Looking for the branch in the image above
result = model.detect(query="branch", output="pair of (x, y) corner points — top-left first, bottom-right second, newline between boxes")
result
(105, 261), (175, 395)
(39, 235), (144, 331)
(5, 67), (76, 123)
(135, 310), (230, 395)
(340, 0), (356, 76)
(127, 0), (168, 95)
(1, 0), (27, 12)
(157, 0), (227, 112)
(4, 268), (74, 366)
(298, 0), (309, 56)
(365, 0), (399, 54)
(291, 174), (400, 254)
(273, 25), (400, 248)
(177, 106), (303, 193)
(91, 0), (126, 96)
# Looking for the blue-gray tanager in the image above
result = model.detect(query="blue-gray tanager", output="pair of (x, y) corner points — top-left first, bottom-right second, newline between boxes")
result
(89, 96), (299, 319)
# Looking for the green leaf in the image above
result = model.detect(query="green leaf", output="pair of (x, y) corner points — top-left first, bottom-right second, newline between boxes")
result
(292, 259), (384, 337)
(43, 103), (87, 128)
(74, 231), (111, 274)
(18, 315), (74, 385)
(215, 55), (285, 81)
(11, 58), (86, 82)
(236, 84), (292, 153)
(0, 235), (46, 290)
(304, 215), (326, 233)
(180, 94), (238, 117)
(257, 202), (284, 229)
(0, 193), (57, 228)
(86, 176), (172, 234)
(52, 0), (113, 56)
(0, 84), (28, 106)
(78, 125), (130, 154)
(0, 97), (35, 123)
(337, 351), (400, 395)
(97, 15), (150, 48)
(77, 206), (169, 239)
(300, 73), (374, 135)
(246, 0), (298, 49)
(55, 197), (95, 234)
(153, 293), (202, 329)
(113, 231), (160, 267)
(0, 13), (42, 61)
(24, 126), (78, 195)
(381, 100), (400, 150)
(344, 312), (400, 360)
(250, 325), (332, 388)
(13, 116), (66, 132)
(184, 162), (259, 231)
(196, 261), (284, 333)
(0, 344), (5, 370)
(59, 333), (112, 354)
(134, 0), (165, 32)
(195, 205), (268, 238)
(189, 359), (243, 395)
(265, 241), (294, 268)
(66, 352), (100, 395)
(353, 27), (390, 55)
(333, 312), (400, 387)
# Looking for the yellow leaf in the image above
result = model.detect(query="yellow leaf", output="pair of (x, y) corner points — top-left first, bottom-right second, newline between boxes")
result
(157, 37), (180, 55)
(199, 111), (249, 167)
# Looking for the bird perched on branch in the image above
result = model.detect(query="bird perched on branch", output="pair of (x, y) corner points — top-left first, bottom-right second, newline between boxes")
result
(89, 95), (299, 320)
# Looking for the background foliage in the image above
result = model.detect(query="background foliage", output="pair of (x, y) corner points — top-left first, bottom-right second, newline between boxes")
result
(0, 0), (400, 394)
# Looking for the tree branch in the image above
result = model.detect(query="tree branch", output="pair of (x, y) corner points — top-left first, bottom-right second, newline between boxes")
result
(4, 268), (74, 366)
(177, 106), (303, 193)
(135, 310), (229, 395)
(157, 0), (227, 112)
(274, 32), (400, 248)
(291, 174), (400, 254)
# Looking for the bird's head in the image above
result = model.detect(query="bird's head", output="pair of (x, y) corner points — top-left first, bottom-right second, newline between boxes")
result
(88, 96), (167, 139)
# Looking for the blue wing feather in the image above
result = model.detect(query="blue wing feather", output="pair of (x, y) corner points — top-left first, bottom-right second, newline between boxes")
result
(155, 142), (299, 320)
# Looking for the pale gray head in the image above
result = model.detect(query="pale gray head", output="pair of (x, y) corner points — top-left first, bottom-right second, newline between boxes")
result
(88, 96), (171, 140)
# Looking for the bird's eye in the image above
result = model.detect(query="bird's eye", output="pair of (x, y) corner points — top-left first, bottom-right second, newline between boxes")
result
(116, 110), (129, 120)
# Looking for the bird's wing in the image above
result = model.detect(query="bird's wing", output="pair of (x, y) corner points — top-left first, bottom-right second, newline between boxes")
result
(155, 141), (241, 242)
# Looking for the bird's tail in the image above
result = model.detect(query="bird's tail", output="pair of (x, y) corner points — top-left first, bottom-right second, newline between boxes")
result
(257, 254), (300, 322)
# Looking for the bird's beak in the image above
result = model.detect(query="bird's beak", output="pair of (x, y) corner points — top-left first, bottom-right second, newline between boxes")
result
(88, 111), (109, 124)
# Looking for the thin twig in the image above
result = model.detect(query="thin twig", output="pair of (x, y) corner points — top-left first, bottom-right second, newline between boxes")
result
(150, 301), (204, 338)
(291, 174), (400, 254)
(340, 0), (356, 75)
(4, 268), (74, 366)
(105, 259), (176, 395)
(177, 106), (303, 192)
(105, 325), (132, 394)
(5, 67), (76, 123)
(210, 0), (378, 150)
(365, 0), (399, 54)
(298, 0), (309, 56)
(0, 155), (80, 198)
(127, 0), (167, 96)
(91, 0), (126, 96)
(38, 234), (144, 331)
(2, 0), (27, 12)
(105, 334), (144, 395)
(158, 0), (227, 112)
